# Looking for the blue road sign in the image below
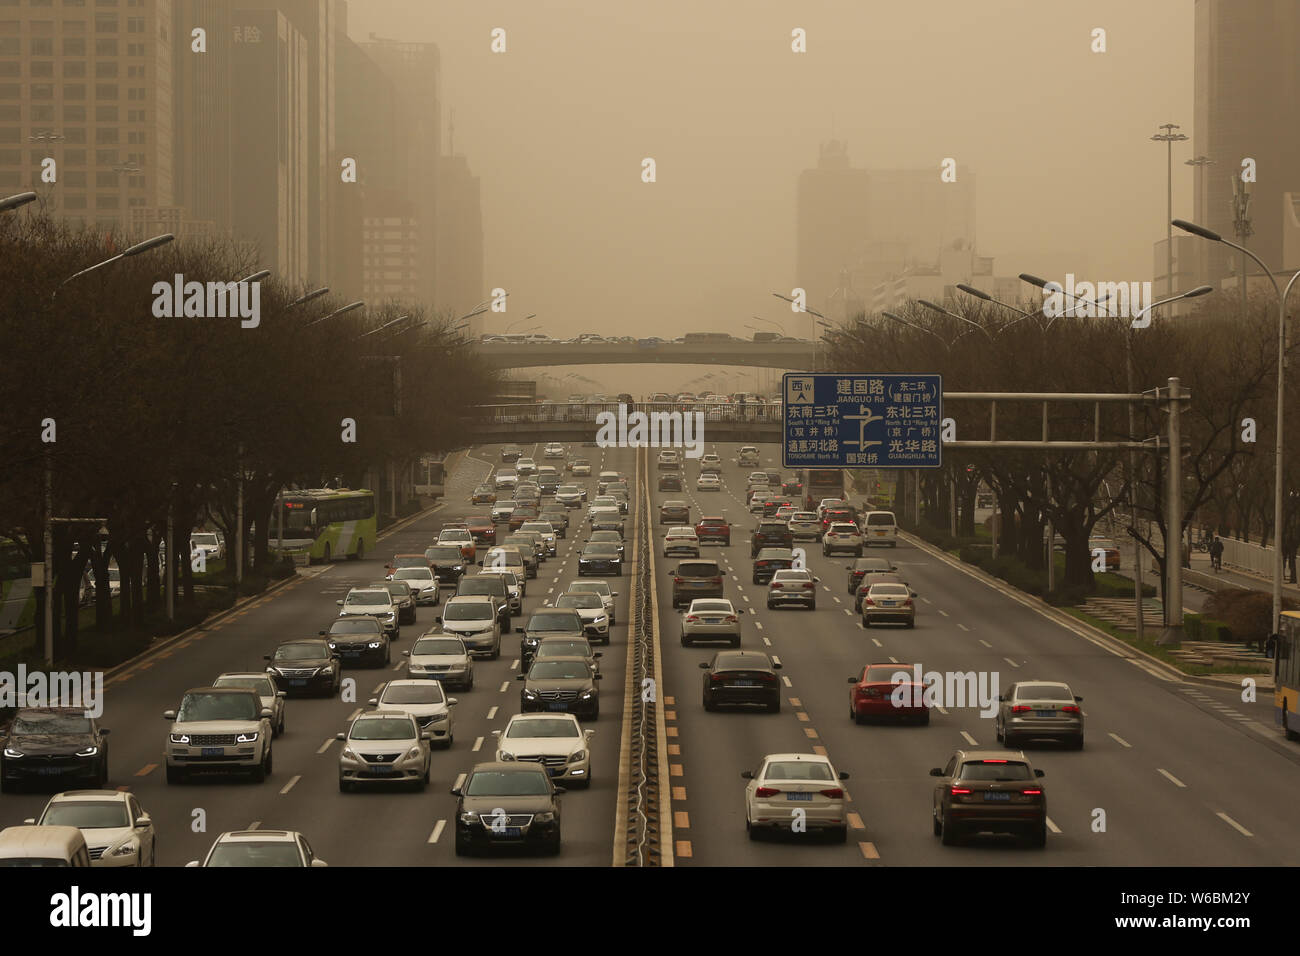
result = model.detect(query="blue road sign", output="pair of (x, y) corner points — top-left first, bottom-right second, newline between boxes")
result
(782, 373), (943, 469)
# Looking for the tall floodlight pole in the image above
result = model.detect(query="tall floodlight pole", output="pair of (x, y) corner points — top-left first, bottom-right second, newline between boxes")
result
(1151, 124), (1188, 298)
(1231, 177), (1254, 316)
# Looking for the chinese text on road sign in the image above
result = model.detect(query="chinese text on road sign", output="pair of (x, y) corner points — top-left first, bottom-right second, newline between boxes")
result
(782, 373), (943, 469)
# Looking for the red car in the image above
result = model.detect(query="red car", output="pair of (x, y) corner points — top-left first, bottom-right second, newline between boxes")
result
(695, 516), (731, 546)
(466, 515), (496, 545)
(847, 663), (930, 724)
(821, 508), (855, 531)
(508, 505), (539, 531)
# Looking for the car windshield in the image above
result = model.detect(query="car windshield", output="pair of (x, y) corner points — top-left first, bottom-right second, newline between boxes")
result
(465, 770), (550, 796)
(870, 585), (909, 596)
(439, 531), (469, 542)
(394, 569), (433, 582)
(959, 761), (1033, 781)
(865, 666), (912, 682)
(700, 519), (726, 526)
(691, 600), (732, 612)
(529, 613), (580, 631)
(1015, 684), (1074, 701)
(192, 534), (219, 546)
(41, 802), (130, 828)
(11, 712), (92, 735)
(557, 594), (601, 609)
(585, 544), (618, 555)
(277, 643), (327, 659)
(382, 684), (443, 704)
(866, 513), (895, 526)
(177, 693), (258, 721)
(830, 523), (858, 533)
(507, 718), (580, 739)
(350, 717), (416, 740)
(444, 602), (492, 621)
(537, 641), (590, 658)
(764, 761), (834, 782)
(328, 620), (378, 634)
(592, 532), (620, 542)
(214, 676), (273, 696)
(558, 486), (581, 494)
(345, 591), (388, 607)
(569, 583), (610, 598)
(773, 570), (811, 582)
(528, 661), (589, 679)
(413, 638), (464, 655)
(206, 843), (302, 867)
(677, 562), (719, 577)
(426, 547), (463, 562)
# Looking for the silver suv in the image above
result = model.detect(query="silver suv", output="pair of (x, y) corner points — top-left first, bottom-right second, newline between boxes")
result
(336, 587), (398, 639)
(164, 687), (273, 784)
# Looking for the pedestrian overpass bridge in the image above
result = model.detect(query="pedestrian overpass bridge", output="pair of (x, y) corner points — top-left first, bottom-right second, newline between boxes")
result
(469, 402), (784, 444)
(475, 341), (822, 370)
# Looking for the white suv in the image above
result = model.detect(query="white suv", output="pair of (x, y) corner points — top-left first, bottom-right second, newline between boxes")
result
(823, 522), (864, 557)
(164, 687), (273, 784)
(336, 587), (399, 639)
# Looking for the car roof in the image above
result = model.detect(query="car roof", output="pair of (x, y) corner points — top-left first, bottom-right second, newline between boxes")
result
(470, 761), (549, 774)
(0, 825), (86, 855)
(952, 749), (1032, 762)
(182, 685), (260, 697)
(45, 790), (128, 803)
(713, 652), (772, 667)
(761, 753), (831, 763)
(446, 594), (494, 604)
(216, 672), (273, 681)
(215, 830), (298, 843)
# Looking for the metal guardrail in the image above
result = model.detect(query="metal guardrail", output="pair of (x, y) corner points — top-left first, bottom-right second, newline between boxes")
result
(472, 402), (785, 425)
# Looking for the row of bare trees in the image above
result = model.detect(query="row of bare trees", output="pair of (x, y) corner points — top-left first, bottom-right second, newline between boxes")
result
(0, 212), (497, 659)
(826, 290), (1290, 596)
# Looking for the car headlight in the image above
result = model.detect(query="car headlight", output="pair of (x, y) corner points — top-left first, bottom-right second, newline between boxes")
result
(341, 747), (358, 760)
(236, 731), (259, 743)
(594, 615), (606, 624)
(168, 734), (189, 745)
(580, 690), (594, 699)
(569, 750), (587, 762)
(523, 690), (538, 700)
(76, 746), (99, 757)
(3, 747), (23, 758)
(405, 746), (423, 760)
(459, 811), (478, 824)
(320, 664), (335, 674)
(384, 612), (396, 622)
(368, 641), (382, 649)
(328, 642), (337, 649)
(533, 812), (555, 824)
(499, 751), (515, 761)
(107, 841), (137, 858)
(430, 713), (448, 723)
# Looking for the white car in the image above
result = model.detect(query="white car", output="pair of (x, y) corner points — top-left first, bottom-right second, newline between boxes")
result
(213, 672), (287, 737)
(190, 532), (225, 562)
(787, 511), (822, 541)
(663, 526), (700, 557)
(553, 592), (610, 644)
(494, 470), (518, 490)
(337, 711), (431, 792)
(491, 499), (518, 522)
(188, 829), (327, 867)
(336, 587), (399, 640)
(164, 687), (274, 784)
(696, 474), (722, 492)
(369, 679), (457, 748)
(404, 632), (474, 689)
(544, 443), (566, 459)
(392, 566), (441, 606)
(743, 753), (850, 842)
(597, 471), (622, 493)
(699, 454), (723, 474)
(438, 595), (502, 658)
(566, 580), (617, 625)
(571, 460), (592, 476)
(28, 790), (156, 867)
(494, 713), (594, 788)
(823, 522), (864, 557)
(862, 510), (898, 547)
(556, 485), (584, 507)
(680, 598), (740, 647)
(516, 457), (537, 475)
(738, 446), (761, 466)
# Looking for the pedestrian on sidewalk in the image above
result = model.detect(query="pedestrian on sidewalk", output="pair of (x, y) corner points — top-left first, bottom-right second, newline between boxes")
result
(1209, 535), (1224, 571)
(1266, 632), (1279, 659)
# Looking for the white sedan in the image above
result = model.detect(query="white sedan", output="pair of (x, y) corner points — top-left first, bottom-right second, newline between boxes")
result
(392, 566), (441, 606)
(663, 526), (700, 557)
(742, 753), (850, 842)
(696, 474), (722, 492)
(493, 713), (595, 787)
(368, 680), (457, 748)
(29, 790), (156, 866)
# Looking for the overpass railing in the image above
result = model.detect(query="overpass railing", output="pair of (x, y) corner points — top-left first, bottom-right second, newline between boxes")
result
(471, 402), (786, 425)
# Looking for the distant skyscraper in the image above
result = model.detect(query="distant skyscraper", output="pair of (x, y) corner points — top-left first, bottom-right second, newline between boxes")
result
(436, 153), (483, 329)
(796, 141), (869, 330)
(1193, 0), (1300, 284)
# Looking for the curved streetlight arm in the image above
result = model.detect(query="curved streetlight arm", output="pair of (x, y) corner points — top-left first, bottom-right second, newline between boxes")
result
(52, 233), (173, 299)
(1129, 285), (1215, 329)
(883, 310), (951, 351)
(918, 299), (994, 342)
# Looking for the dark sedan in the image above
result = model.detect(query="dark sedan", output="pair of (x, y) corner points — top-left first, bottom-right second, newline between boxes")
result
(424, 545), (467, 585)
(266, 639), (342, 697)
(578, 542), (622, 576)
(751, 547), (795, 584)
(0, 707), (109, 792)
(452, 762), (564, 856)
(846, 556), (899, 594)
(659, 501), (690, 525)
(518, 658), (601, 720)
(319, 618), (390, 668)
(700, 651), (783, 713)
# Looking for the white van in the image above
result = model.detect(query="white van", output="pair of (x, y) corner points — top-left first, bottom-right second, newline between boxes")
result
(863, 511), (898, 547)
(0, 825), (91, 866)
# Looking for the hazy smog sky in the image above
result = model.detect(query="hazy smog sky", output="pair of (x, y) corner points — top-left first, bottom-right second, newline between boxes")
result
(348, 0), (1192, 372)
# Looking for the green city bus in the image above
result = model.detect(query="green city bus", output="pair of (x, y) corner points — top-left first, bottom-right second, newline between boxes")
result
(1275, 610), (1300, 739)
(271, 489), (377, 565)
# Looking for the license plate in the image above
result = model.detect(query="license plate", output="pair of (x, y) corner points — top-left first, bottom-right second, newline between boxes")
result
(702, 617), (723, 623)
(882, 601), (897, 607)
(491, 827), (523, 838)
(875, 531), (887, 536)
(289, 679), (307, 687)
(1035, 710), (1057, 717)
(732, 680), (757, 687)
(201, 747), (224, 756)
(36, 767), (65, 775)
(984, 791), (1011, 801)
(786, 792), (813, 801)
(547, 702), (569, 711)
(369, 765), (394, 774)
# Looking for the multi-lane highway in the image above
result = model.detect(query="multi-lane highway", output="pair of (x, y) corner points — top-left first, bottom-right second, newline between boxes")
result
(4, 439), (1298, 867)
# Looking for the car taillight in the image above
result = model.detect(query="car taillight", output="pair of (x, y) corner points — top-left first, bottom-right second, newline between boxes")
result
(863, 688), (881, 698)
(712, 576), (722, 584)
(1061, 705), (1081, 714)
(1022, 789), (1042, 795)
(819, 788), (844, 799)
(1011, 705), (1032, 714)
(685, 615), (699, 622)
(755, 787), (780, 798)
(724, 615), (737, 623)
(861, 598), (874, 606)
(674, 577), (683, 584)
(761, 674), (777, 683)
(803, 582), (815, 589)
(769, 581), (780, 588)
(903, 598), (913, 606)
(710, 674), (726, 682)
(950, 787), (971, 794)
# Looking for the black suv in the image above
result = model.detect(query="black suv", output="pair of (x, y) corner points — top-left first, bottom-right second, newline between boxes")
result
(425, 544), (467, 585)
(752, 547), (795, 584)
(456, 574), (511, 626)
(750, 520), (793, 557)
(0, 707), (110, 792)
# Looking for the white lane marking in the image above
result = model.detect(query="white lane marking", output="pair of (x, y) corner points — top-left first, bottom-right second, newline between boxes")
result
(871, 638), (883, 647)
(742, 595), (750, 602)
(888, 656), (899, 663)
(754, 621), (763, 630)
(938, 609), (949, 617)
(960, 731), (979, 746)
(547, 587), (554, 595)
(762, 637), (772, 646)
(1216, 812), (1253, 837)
(1003, 658), (1020, 668)
(844, 609), (852, 616)
(247, 821), (261, 831)
(833, 595), (841, 603)
(1046, 816), (1061, 834)
(499, 681), (510, 693)
(1109, 733), (1132, 748)
(1157, 768), (1187, 788)
(921, 597), (932, 605)
(956, 623), (970, 631)
(486, 705), (498, 720)
(510, 659), (519, 670)
(279, 775), (301, 795)
(428, 820), (446, 844)
(823, 586), (831, 592)
(453, 772), (466, 791)
(979, 639), (992, 648)
(472, 736), (484, 752)
(782, 676), (793, 687)
(316, 738), (335, 754)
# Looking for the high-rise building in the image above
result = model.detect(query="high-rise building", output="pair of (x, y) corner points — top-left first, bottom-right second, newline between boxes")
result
(0, 0), (176, 233)
(230, 8), (309, 283)
(436, 152), (483, 330)
(796, 140), (869, 329)
(172, 0), (233, 237)
(1193, 0), (1300, 286)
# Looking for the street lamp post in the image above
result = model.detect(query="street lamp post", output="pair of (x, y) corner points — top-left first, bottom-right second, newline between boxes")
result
(1151, 124), (1188, 299)
(1175, 217), (1300, 636)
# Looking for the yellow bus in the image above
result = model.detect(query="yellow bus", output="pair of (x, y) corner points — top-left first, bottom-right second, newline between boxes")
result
(1275, 610), (1300, 739)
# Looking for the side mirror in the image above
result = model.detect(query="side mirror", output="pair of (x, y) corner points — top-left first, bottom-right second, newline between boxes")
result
(1074, 695), (1084, 703)
(448, 698), (459, 706)
(450, 786), (462, 796)
(401, 650), (410, 657)
(585, 729), (594, 738)
(98, 728), (111, 737)
(311, 859), (329, 867)
(612, 591), (619, 596)
(593, 652), (603, 659)
(367, 698), (378, 707)
(1035, 769), (1046, 778)
(135, 814), (152, 827)
(185, 860), (200, 867)
(929, 768), (944, 777)
(276, 691), (287, 699)
(318, 630), (327, 636)
(420, 732), (432, 740)
(911, 591), (918, 598)
(813, 576), (820, 583)
(336, 600), (343, 606)
(435, 617), (442, 624)
(263, 654), (272, 661)
(838, 771), (850, 780)
(22, 817), (35, 825)
(516, 674), (526, 681)
(335, 732), (345, 741)
(668, 568), (677, 576)
(594, 674), (603, 680)
(847, 676), (858, 683)
(772, 662), (783, 670)
(997, 695), (1005, 701)
(740, 770), (754, 779)
(491, 729), (502, 737)
(515, 626), (525, 634)
(554, 786), (567, 794)
(698, 661), (710, 669)
(163, 710), (176, 721)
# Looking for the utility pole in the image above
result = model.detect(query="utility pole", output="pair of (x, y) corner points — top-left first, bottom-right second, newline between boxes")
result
(236, 443), (244, 586)
(1231, 176), (1254, 316)
(1151, 124), (1188, 298)
(1160, 377), (1186, 646)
